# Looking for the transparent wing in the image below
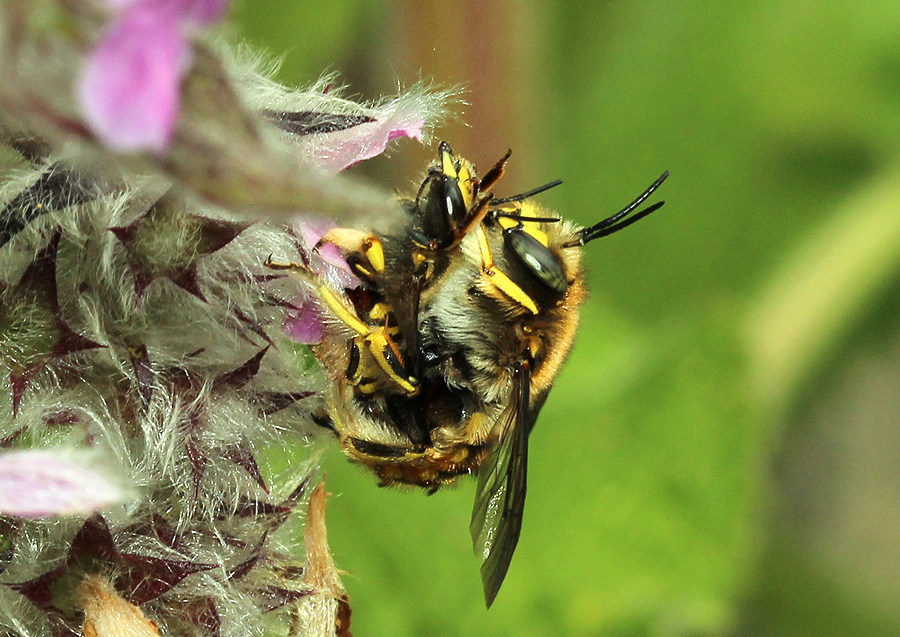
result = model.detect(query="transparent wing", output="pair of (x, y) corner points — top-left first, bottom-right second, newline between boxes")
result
(470, 359), (531, 608)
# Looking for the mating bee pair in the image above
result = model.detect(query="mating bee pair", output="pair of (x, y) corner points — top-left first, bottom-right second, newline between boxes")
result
(269, 142), (667, 607)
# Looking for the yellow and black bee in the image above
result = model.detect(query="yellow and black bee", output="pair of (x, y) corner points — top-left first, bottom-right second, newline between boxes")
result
(270, 143), (667, 607)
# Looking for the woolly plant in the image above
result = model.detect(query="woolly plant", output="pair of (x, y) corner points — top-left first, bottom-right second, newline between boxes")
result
(0, 2), (444, 636)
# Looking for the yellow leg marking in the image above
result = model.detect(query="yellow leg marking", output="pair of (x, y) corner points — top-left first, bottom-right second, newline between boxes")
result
(486, 269), (538, 315)
(368, 303), (389, 322)
(316, 286), (369, 335)
(476, 224), (494, 270)
(365, 333), (418, 394)
(369, 302), (400, 337)
(347, 339), (364, 384)
(357, 380), (380, 394)
(475, 226), (538, 315)
(264, 256), (303, 271)
(317, 283), (416, 393)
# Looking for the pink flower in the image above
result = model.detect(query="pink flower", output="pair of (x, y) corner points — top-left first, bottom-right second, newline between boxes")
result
(78, 0), (229, 152)
(303, 106), (427, 173)
(283, 296), (327, 345)
(282, 220), (360, 346)
(296, 220), (358, 289)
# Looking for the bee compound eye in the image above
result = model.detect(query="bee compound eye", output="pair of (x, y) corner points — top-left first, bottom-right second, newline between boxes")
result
(441, 174), (468, 226)
(416, 174), (453, 245)
(505, 229), (568, 294)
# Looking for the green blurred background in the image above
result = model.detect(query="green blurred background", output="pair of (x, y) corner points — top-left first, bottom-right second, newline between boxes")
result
(234, 1), (900, 634)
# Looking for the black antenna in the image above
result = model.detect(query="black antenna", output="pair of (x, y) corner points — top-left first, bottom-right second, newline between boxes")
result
(491, 212), (561, 224)
(574, 171), (668, 246)
(490, 179), (564, 205)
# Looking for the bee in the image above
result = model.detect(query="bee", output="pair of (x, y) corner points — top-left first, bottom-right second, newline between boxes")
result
(269, 143), (667, 607)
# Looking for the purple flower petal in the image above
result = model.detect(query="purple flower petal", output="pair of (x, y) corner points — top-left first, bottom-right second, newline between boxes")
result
(283, 296), (326, 345)
(296, 220), (359, 289)
(281, 220), (365, 345)
(78, 2), (187, 152)
(303, 107), (426, 173)
(178, 0), (230, 26)
(103, 0), (144, 9)
(297, 221), (351, 273)
(102, 0), (227, 24)
(0, 450), (128, 518)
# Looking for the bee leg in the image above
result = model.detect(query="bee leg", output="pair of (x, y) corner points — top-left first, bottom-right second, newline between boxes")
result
(269, 248), (418, 396)
(311, 407), (338, 435)
(264, 255), (305, 271)
(315, 285), (372, 336)
(307, 279), (418, 396)
(473, 226), (539, 315)
(363, 332), (418, 395)
(449, 148), (511, 244)
(454, 196), (492, 244)
(477, 148), (512, 194)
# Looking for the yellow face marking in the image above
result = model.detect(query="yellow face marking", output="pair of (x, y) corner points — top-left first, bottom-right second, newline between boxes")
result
(441, 147), (477, 210)
(518, 201), (542, 219)
(441, 148), (459, 180)
(523, 226), (549, 246)
(495, 205), (550, 246)
(497, 216), (517, 231)
(475, 226), (539, 315)
(363, 237), (385, 274)
(458, 159), (476, 209)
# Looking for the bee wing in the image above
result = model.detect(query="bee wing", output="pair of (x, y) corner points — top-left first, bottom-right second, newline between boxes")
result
(470, 359), (531, 608)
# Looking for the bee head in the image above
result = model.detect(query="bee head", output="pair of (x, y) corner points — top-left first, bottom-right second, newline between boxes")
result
(489, 190), (568, 295)
(487, 170), (667, 298)
(412, 141), (478, 250)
